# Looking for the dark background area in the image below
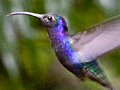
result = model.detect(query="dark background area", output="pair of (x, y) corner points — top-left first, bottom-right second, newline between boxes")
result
(0, 0), (120, 90)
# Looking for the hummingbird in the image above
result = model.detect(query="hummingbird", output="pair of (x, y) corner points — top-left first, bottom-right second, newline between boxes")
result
(6, 12), (120, 90)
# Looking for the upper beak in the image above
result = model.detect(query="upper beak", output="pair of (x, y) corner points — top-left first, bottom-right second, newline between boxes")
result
(6, 12), (44, 20)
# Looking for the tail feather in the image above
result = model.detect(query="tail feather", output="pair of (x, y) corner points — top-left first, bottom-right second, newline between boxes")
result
(82, 60), (116, 90)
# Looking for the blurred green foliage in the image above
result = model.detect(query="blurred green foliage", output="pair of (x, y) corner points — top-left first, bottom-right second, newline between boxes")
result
(0, 0), (120, 90)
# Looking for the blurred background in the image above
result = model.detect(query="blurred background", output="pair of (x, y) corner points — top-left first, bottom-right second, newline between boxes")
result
(1, 0), (120, 90)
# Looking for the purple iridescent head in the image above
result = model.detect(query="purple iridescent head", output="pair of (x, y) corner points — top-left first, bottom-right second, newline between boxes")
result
(42, 13), (67, 28)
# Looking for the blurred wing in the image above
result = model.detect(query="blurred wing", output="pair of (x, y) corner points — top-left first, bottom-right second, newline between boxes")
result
(70, 15), (120, 63)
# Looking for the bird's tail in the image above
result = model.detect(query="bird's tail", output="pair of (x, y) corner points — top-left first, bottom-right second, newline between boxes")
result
(82, 60), (116, 90)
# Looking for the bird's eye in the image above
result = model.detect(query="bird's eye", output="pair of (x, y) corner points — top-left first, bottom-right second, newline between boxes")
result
(48, 16), (52, 20)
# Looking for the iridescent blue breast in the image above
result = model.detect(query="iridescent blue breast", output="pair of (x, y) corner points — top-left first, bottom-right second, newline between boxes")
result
(52, 36), (83, 77)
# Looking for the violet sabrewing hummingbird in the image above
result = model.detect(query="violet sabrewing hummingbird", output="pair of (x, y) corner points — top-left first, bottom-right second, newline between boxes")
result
(6, 12), (120, 90)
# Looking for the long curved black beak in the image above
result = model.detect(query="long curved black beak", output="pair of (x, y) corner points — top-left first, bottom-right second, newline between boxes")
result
(6, 12), (44, 19)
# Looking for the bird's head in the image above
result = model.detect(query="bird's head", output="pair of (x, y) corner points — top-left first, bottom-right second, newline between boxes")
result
(7, 12), (68, 30)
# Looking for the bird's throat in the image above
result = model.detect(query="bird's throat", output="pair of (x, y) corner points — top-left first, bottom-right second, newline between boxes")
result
(46, 25), (68, 44)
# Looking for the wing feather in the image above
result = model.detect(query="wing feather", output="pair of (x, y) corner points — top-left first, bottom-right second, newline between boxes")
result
(70, 15), (120, 62)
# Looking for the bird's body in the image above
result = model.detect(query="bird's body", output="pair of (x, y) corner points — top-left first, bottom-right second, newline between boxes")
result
(46, 16), (114, 90)
(6, 12), (118, 90)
